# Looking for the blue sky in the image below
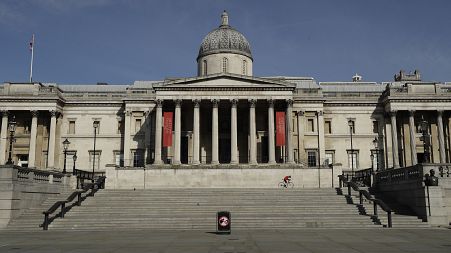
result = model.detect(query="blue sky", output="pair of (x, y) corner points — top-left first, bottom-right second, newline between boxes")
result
(1, 0), (450, 84)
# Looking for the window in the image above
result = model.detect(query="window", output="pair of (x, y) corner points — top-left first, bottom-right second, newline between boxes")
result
(347, 150), (358, 170)
(135, 119), (142, 133)
(117, 120), (123, 134)
(324, 120), (332, 134)
(325, 151), (335, 166)
(372, 121), (379, 134)
(222, 57), (228, 73)
(132, 149), (145, 167)
(89, 150), (101, 171)
(307, 118), (315, 132)
(307, 150), (317, 167)
(203, 60), (207, 76)
(68, 120), (75, 134)
(242, 60), (247, 75)
(113, 150), (124, 167)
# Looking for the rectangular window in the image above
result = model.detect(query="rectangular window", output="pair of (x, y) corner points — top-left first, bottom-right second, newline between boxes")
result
(307, 150), (317, 167)
(68, 120), (75, 134)
(325, 151), (334, 166)
(117, 120), (123, 134)
(113, 150), (124, 166)
(135, 119), (142, 133)
(132, 149), (145, 167)
(372, 121), (379, 134)
(325, 120), (332, 134)
(307, 118), (315, 132)
(347, 150), (358, 170)
(89, 150), (101, 171)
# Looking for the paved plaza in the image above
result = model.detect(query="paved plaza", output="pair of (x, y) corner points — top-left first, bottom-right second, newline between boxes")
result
(1, 228), (451, 253)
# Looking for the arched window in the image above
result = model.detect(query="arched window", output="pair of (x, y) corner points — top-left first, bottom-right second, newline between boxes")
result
(203, 60), (207, 76)
(242, 60), (247, 75)
(222, 57), (228, 73)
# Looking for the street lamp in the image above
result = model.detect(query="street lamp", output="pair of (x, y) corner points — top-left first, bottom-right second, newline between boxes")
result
(6, 115), (16, 165)
(372, 137), (379, 171)
(92, 121), (100, 183)
(62, 138), (70, 173)
(419, 118), (430, 163)
(348, 119), (355, 178)
(72, 153), (77, 176)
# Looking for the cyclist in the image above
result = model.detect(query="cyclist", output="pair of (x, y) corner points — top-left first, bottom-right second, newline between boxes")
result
(283, 175), (291, 187)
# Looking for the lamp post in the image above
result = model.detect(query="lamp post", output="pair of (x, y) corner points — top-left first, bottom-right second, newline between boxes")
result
(348, 119), (354, 178)
(6, 115), (16, 165)
(92, 121), (100, 183)
(372, 137), (379, 171)
(72, 153), (77, 175)
(419, 118), (430, 163)
(62, 138), (70, 173)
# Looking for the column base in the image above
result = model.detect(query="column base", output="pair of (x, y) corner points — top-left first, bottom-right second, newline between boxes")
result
(211, 161), (220, 165)
(191, 161), (200, 165)
(172, 161), (181, 165)
(153, 160), (163, 165)
(249, 161), (258, 165)
(230, 160), (238, 165)
(267, 161), (276, 165)
(286, 161), (296, 165)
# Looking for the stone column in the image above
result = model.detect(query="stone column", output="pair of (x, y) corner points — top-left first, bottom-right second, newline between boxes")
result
(408, 110), (418, 165)
(267, 99), (276, 164)
(173, 99), (182, 165)
(286, 100), (294, 164)
(0, 111), (8, 165)
(144, 110), (151, 164)
(47, 110), (57, 169)
(317, 110), (326, 166)
(249, 99), (257, 165)
(123, 110), (131, 166)
(154, 100), (163, 165)
(437, 110), (446, 163)
(297, 111), (305, 164)
(211, 99), (219, 164)
(28, 111), (39, 168)
(192, 99), (200, 165)
(390, 111), (400, 168)
(230, 99), (238, 164)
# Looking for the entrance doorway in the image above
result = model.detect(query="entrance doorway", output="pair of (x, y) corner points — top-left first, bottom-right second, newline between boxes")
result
(219, 137), (231, 163)
(181, 136), (189, 164)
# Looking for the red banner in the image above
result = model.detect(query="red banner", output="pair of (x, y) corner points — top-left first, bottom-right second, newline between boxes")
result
(163, 112), (173, 147)
(276, 112), (286, 146)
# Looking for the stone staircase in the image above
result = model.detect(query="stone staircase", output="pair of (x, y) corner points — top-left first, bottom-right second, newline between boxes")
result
(7, 188), (382, 231)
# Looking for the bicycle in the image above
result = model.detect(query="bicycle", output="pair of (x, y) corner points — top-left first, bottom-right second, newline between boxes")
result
(278, 180), (294, 188)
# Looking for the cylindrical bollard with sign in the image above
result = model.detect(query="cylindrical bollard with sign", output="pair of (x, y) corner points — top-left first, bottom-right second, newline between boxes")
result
(217, 211), (231, 234)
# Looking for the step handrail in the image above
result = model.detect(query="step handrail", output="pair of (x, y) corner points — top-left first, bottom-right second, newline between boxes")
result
(41, 176), (106, 230)
(338, 174), (393, 228)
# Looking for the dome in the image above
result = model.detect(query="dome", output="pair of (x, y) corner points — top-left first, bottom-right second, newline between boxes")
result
(197, 11), (252, 61)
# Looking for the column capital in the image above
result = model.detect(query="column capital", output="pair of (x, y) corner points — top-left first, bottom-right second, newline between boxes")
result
(156, 99), (163, 108)
(408, 110), (415, 117)
(248, 99), (256, 107)
(49, 110), (58, 117)
(193, 99), (201, 107)
(286, 99), (293, 106)
(174, 99), (182, 106)
(267, 99), (274, 106)
(297, 111), (305, 116)
(124, 110), (132, 116)
(230, 99), (238, 106)
(1, 110), (8, 117)
(30, 110), (39, 118)
(211, 99), (219, 107)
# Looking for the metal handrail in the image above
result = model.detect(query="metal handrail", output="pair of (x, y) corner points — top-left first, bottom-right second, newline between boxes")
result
(338, 174), (393, 228)
(41, 176), (106, 230)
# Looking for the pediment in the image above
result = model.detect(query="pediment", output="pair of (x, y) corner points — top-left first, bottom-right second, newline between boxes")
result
(154, 73), (295, 90)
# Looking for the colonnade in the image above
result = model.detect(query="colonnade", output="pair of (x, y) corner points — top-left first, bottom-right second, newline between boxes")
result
(0, 110), (58, 168)
(147, 99), (295, 165)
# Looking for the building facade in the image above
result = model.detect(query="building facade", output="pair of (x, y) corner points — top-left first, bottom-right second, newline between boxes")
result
(1, 12), (451, 180)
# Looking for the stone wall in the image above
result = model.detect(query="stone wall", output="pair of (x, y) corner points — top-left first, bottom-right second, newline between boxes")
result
(105, 164), (342, 189)
(0, 165), (73, 228)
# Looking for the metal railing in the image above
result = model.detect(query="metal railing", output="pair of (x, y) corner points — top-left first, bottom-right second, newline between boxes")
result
(338, 174), (393, 228)
(41, 176), (106, 230)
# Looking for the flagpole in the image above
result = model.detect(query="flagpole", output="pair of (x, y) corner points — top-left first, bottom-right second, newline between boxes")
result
(29, 34), (34, 83)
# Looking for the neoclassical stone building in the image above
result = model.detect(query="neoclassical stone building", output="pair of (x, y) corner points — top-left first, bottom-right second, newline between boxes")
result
(1, 12), (450, 187)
